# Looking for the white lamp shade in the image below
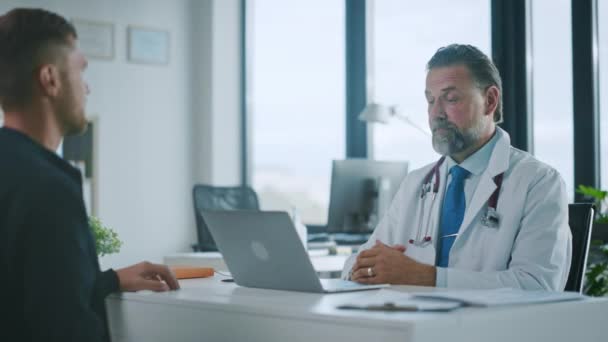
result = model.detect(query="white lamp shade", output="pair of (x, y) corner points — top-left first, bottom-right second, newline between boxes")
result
(358, 103), (393, 124)
(359, 103), (431, 136)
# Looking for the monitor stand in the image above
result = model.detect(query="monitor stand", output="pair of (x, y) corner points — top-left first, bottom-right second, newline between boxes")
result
(307, 232), (371, 247)
(331, 232), (371, 246)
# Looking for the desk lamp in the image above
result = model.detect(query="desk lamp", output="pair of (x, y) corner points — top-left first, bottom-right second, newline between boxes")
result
(358, 103), (430, 137)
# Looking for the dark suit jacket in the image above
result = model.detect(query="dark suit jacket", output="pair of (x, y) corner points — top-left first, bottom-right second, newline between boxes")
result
(0, 127), (119, 342)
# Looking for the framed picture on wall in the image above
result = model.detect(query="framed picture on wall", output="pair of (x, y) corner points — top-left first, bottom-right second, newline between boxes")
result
(127, 26), (170, 65)
(71, 19), (114, 60)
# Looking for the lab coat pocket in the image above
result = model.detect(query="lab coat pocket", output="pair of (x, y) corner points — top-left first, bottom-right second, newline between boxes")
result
(471, 223), (501, 268)
(405, 244), (436, 265)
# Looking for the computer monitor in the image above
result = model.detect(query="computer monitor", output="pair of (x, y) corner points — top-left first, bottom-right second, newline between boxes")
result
(326, 159), (408, 234)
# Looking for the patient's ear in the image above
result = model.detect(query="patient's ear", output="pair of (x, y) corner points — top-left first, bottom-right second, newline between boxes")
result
(37, 64), (62, 98)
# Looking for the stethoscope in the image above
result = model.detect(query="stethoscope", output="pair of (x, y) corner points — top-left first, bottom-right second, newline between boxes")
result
(409, 156), (504, 247)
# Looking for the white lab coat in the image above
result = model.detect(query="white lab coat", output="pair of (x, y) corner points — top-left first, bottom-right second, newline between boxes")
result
(342, 128), (572, 291)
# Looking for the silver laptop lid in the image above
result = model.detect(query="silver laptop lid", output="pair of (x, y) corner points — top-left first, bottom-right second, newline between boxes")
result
(201, 210), (324, 292)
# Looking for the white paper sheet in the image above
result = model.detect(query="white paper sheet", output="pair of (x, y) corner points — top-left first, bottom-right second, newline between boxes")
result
(337, 289), (463, 312)
(412, 288), (585, 307)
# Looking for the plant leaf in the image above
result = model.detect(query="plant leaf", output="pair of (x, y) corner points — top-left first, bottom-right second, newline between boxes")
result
(576, 185), (607, 201)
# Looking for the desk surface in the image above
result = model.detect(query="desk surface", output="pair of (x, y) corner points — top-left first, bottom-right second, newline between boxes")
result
(164, 251), (348, 275)
(107, 276), (608, 342)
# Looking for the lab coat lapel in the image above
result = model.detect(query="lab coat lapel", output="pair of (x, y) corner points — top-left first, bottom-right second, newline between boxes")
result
(405, 160), (448, 265)
(458, 173), (496, 235)
(454, 128), (511, 243)
(430, 159), (449, 252)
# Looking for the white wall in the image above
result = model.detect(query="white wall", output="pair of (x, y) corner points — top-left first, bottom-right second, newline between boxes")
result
(209, 0), (243, 184)
(0, 0), (243, 268)
(191, 0), (243, 185)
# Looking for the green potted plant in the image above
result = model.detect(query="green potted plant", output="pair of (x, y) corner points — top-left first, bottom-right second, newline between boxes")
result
(576, 185), (608, 296)
(89, 216), (122, 257)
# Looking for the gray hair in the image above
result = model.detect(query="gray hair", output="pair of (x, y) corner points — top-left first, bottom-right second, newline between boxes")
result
(427, 44), (503, 123)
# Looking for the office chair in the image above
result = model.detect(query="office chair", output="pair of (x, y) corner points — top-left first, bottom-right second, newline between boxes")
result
(565, 203), (595, 293)
(192, 184), (260, 251)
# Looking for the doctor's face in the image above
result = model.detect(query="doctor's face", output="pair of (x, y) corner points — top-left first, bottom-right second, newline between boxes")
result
(425, 64), (491, 157)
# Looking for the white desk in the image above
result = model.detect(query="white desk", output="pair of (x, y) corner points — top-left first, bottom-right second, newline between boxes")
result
(164, 252), (348, 278)
(107, 276), (608, 342)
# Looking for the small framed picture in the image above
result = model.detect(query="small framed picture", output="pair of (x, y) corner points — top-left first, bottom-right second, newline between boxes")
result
(72, 19), (114, 60)
(127, 26), (170, 65)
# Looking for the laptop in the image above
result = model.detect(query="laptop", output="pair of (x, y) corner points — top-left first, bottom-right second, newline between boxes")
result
(201, 210), (388, 293)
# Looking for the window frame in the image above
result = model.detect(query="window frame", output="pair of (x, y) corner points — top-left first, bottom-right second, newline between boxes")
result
(241, 0), (603, 231)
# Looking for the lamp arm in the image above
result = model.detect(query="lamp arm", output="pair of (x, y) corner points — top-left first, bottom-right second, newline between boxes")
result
(394, 113), (431, 137)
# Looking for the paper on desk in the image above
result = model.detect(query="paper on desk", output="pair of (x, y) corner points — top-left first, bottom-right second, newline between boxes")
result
(337, 289), (463, 312)
(412, 288), (585, 307)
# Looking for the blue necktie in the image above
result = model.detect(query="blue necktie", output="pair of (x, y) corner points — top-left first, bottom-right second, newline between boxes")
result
(437, 165), (470, 267)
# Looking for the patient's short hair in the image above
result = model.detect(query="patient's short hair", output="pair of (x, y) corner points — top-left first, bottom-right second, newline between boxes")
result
(0, 8), (77, 110)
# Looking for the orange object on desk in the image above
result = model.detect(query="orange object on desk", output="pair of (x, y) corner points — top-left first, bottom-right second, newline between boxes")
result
(171, 266), (215, 279)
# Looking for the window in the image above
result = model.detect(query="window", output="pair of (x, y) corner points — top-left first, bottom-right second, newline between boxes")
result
(531, 0), (574, 200)
(248, 0), (345, 225)
(370, 0), (491, 170)
(599, 0), (608, 191)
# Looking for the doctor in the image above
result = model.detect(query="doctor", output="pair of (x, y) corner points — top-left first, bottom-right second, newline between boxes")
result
(342, 44), (572, 291)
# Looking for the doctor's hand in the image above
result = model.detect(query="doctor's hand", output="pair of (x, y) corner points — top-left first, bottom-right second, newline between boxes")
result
(116, 261), (180, 292)
(350, 241), (436, 286)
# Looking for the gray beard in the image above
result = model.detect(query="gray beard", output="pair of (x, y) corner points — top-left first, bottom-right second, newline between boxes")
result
(431, 118), (485, 156)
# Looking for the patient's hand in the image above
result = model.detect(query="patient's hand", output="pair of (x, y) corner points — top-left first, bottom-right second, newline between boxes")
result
(116, 261), (180, 292)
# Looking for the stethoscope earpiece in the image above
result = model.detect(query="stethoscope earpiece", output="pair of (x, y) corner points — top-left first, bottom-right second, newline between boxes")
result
(409, 236), (432, 245)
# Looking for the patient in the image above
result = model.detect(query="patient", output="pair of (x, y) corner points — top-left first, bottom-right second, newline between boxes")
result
(0, 8), (179, 342)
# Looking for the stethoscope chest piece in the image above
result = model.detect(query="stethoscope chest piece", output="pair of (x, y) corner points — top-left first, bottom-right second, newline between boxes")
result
(481, 207), (501, 228)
